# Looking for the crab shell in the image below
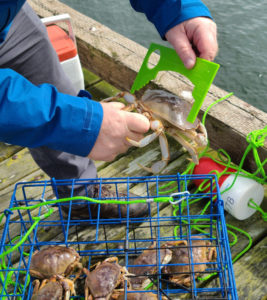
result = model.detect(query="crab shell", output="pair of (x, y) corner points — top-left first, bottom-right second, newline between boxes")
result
(31, 280), (63, 300)
(101, 89), (207, 172)
(83, 257), (125, 300)
(30, 245), (82, 279)
(163, 237), (217, 286)
(140, 89), (200, 131)
(128, 242), (172, 290)
(31, 275), (75, 300)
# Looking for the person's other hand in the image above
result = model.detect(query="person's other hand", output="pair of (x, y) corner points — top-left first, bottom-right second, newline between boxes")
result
(88, 102), (150, 161)
(165, 17), (218, 69)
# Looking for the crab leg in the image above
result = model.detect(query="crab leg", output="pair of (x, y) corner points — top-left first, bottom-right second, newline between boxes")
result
(167, 128), (199, 164)
(136, 132), (170, 174)
(126, 131), (159, 147)
(32, 279), (41, 295)
(126, 119), (163, 147)
(177, 123), (208, 147)
(207, 245), (217, 261)
(83, 268), (90, 300)
(127, 120), (170, 174)
(39, 278), (49, 290)
(60, 277), (76, 299)
(150, 132), (170, 174)
(60, 278), (71, 300)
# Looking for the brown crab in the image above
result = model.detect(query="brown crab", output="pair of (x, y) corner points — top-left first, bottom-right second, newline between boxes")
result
(162, 237), (217, 286)
(102, 89), (207, 173)
(29, 245), (83, 281)
(127, 242), (173, 290)
(83, 256), (128, 300)
(31, 275), (75, 300)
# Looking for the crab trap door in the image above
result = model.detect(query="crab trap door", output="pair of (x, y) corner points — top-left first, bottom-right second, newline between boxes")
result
(0, 174), (237, 299)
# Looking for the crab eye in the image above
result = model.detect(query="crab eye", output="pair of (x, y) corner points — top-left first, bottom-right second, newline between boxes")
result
(151, 120), (160, 130)
(124, 92), (136, 104)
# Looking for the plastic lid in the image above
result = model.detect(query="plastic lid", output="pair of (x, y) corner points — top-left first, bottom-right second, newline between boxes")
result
(220, 174), (264, 220)
(46, 25), (77, 62)
(193, 157), (236, 192)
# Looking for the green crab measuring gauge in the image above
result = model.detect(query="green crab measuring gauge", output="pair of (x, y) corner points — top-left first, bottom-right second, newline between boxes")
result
(131, 43), (220, 123)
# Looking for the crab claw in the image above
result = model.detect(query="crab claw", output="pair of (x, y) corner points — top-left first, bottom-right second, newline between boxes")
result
(138, 160), (168, 174)
(194, 123), (208, 146)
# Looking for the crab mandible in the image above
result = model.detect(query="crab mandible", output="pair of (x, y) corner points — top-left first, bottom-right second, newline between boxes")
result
(83, 256), (128, 300)
(162, 237), (217, 286)
(102, 89), (208, 174)
(31, 275), (75, 300)
(29, 245), (83, 281)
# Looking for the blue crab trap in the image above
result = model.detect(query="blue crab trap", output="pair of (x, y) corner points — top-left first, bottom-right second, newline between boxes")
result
(0, 174), (238, 299)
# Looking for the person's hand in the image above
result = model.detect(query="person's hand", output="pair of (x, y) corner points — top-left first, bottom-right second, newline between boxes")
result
(165, 17), (218, 69)
(88, 102), (150, 161)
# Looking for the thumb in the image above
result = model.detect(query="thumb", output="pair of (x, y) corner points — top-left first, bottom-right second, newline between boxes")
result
(125, 112), (150, 133)
(166, 26), (196, 69)
(107, 102), (125, 110)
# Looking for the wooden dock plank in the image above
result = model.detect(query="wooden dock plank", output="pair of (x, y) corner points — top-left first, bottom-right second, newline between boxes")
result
(83, 67), (101, 88)
(234, 236), (267, 299)
(87, 80), (120, 101)
(0, 143), (22, 163)
(0, 148), (40, 191)
(0, 31), (266, 298)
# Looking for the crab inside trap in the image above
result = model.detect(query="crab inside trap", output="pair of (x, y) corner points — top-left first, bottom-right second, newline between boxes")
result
(0, 174), (238, 299)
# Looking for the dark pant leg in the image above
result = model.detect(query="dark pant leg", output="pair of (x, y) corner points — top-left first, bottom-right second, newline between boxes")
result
(0, 3), (97, 196)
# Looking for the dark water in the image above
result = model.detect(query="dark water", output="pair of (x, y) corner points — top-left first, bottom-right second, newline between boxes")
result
(61, 0), (267, 113)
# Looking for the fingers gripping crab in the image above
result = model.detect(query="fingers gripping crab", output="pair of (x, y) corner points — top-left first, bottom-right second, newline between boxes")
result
(102, 89), (208, 173)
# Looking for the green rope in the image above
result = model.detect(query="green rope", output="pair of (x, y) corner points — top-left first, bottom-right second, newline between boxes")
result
(202, 92), (234, 127)
(0, 208), (53, 298)
(157, 92), (266, 286)
(0, 195), (173, 258)
(0, 195), (175, 297)
(248, 199), (267, 221)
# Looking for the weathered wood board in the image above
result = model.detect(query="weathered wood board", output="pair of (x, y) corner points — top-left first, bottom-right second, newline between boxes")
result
(233, 236), (267, 299)
(0, 1), (266, 297)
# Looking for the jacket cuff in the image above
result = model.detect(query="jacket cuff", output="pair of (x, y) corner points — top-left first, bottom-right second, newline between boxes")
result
(53, 94), (103, 157)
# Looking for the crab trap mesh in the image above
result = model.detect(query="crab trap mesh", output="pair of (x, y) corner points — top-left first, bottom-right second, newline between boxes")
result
(0, 174), (238, 299)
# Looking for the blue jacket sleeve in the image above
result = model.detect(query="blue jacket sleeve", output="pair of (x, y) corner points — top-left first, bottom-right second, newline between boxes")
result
(130, 0), (212, 39)
(0, 69), (103, 157)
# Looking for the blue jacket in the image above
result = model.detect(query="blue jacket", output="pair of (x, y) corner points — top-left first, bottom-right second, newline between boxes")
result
(0, 0), (211, 156)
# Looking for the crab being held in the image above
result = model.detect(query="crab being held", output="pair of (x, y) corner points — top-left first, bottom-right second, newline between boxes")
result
(102, 89), (208, 173)
(127, 242), (173, 290)
(29, 245), (83, 281)
(162, 237), (217, 286)
(83, 256), (128, 300)
(31, 275), (75, 300)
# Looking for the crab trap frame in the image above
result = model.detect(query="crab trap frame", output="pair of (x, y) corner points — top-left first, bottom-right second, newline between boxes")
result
(0, 174), (238, 299)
